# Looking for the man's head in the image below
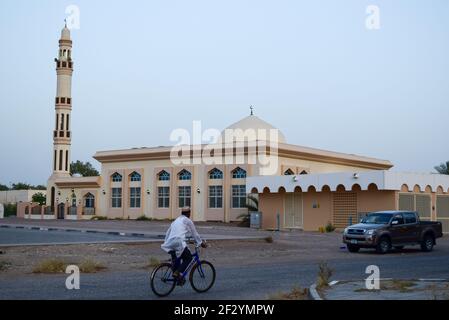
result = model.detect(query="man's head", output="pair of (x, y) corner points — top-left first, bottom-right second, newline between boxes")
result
(181, 207), (191, 218)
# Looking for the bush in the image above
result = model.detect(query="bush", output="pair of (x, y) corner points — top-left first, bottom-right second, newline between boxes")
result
(316, 262), (334, 289)
(0, 261), (11, 272)
(325, 222), (336, 233)
(33, 259), (67, 273)
(237, 213), (250, 227)
(79, 259), (106, 273)
(4, 204), (17, 217)
(90, 216), (107, 221)
(136, 215), (152, 221)
(264, 236), (274, 243)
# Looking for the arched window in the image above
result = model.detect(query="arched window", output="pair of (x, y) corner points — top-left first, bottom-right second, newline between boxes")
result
(112, 172), (122, 182)
(130, 172), (141, 182)
(209, 168), (223, 179)
(178, 169), (192, 181)
(84, 193), (95, 208)
(158, 170), (170, 181)
(232, 167), (247, 179)
(284, 169), (294, 175)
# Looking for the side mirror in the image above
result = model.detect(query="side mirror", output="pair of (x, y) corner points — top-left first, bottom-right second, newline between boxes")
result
(391, 220), (399, 226)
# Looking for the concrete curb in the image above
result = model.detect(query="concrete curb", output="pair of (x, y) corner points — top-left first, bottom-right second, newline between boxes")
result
(309, 278), (449, 300)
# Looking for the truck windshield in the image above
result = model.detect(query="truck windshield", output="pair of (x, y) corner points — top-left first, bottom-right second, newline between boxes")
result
(361, 213), (393, 224)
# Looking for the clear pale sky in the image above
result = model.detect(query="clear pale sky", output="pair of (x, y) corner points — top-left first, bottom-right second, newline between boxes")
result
(0, 0), (448, 185)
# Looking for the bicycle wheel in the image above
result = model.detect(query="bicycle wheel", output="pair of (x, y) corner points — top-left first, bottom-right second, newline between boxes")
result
(150, 263), (176, 297)
(189, 260), (216, 293)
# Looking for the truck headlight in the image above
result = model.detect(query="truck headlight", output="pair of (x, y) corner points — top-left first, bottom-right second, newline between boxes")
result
(365, 229), (376, 235)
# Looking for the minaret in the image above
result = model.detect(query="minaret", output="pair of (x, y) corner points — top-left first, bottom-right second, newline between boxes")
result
(51, 23), (73, 178)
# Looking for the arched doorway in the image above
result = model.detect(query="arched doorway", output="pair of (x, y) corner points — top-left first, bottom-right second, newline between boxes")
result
(57, 203), (65, 219)
(50, 187), (55, 213)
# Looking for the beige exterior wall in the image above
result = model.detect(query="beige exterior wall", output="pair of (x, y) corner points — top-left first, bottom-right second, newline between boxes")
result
(0, 190), (47, 205)
(259, 189), (397, 231)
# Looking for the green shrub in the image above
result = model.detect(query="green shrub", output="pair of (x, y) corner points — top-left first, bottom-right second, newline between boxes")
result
(325, 222), (336, 233)
(237, 213), (250, 227)
(4, 203), (17, 217)
(136, 215), (152, 221)
(90, 216), (107, 221)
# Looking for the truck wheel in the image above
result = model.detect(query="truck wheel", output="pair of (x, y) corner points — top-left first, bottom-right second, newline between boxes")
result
(347, 244), (360, 253)
(394, 246), (404, 251)
(376, 237), (391, 254)
(421, 235), (434, 252)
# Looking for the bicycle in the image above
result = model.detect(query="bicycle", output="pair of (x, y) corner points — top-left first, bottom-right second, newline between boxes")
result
(150, 241), (216, 297)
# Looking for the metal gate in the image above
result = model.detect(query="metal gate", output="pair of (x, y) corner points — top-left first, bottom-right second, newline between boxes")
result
(398, 194), (431, 220)
(436, 195), (449, 233)
(333, 192), (357, 228)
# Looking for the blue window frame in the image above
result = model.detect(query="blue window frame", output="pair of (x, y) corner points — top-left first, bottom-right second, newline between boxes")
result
(112, 172), (122, 182)
(130, 172), (141, 182)
(178, 169), (192, 181)
(209, 168), (223, 179)
(232, 167), (247, 179)
(158, 170), (170, 181)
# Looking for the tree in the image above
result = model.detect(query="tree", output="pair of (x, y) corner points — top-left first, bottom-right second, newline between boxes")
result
(70, 160), (100, 177)
(11, 182), (33, 190)
(32, 192), (46, 205)
(34, 185), (47, 190)
(0, 184), (9, 191)
(435, 161), (449, 175)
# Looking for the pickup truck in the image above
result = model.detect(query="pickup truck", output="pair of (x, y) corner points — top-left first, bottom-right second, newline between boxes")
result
(342, 211), (443, 254)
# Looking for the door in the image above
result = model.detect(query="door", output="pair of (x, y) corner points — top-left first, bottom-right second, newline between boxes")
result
(284, 193), (303, 229)
(402, 212), (420, 243)
(390, 213), (407, 245)
(57, 203), (65, 219)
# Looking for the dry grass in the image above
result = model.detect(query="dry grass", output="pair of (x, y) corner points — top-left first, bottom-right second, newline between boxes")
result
(354, 280), (417, 293)
(316, 262), (333, 289)
(0, 261), (11, 272)
(79, 259), (107, 273)
(32, 258), (106, 274)
(147, 257), (162, 268)
(269, 287), (310, 300)
(33, 259), (67, 274)
(381, 280), (416, 292)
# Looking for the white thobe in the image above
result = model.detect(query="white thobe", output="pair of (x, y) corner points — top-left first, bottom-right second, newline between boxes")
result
(161, 215), (203, 256)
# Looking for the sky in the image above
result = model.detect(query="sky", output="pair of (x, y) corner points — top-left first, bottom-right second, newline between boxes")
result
(0, 0), (448, 185)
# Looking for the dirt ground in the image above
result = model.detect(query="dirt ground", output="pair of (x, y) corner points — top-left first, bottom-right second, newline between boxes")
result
(2, 231), (448, 279)
(0, 231), (345, 277)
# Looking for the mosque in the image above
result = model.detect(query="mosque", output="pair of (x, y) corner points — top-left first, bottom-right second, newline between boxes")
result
(17, 25), (449, 233)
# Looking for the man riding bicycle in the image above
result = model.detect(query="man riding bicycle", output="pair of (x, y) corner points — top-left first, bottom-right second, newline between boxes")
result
(161, 207), (207, 282)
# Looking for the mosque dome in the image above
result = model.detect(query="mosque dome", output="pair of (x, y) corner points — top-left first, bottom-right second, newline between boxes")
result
(221, 114), (286, 144)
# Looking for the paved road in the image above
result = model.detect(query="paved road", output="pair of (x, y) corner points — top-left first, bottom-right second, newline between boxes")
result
(1, 250), (449, 299)
(0, 228), (152, 246)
